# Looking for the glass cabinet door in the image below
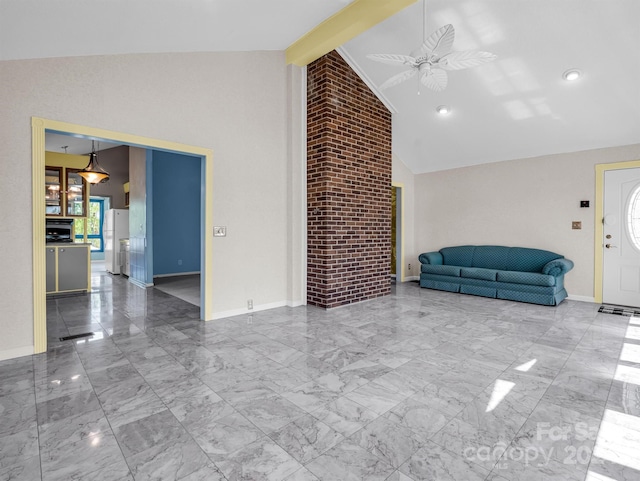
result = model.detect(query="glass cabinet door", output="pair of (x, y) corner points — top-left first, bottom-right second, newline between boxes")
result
(45, 167), (62, 216)
(66, 169), (87, 217)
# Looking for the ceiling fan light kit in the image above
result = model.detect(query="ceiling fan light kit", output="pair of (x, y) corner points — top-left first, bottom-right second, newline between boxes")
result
(367, 0), (497, 92)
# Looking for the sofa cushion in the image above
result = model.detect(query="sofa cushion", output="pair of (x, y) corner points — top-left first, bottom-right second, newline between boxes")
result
(471, 246), (509, 270)
(440, 246), (475, 268)
(505, 247), (562, 273)
(497, 270), (555, 287)
(422, 264), (461, 277)
(460, 267), (498, 281)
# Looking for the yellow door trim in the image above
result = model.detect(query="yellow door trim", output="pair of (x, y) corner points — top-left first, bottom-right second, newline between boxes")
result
(32, 117), (214, 353)
(286, 0), (416, 66)
(594, 159), (640, 304)
(392, 182), (405, 282)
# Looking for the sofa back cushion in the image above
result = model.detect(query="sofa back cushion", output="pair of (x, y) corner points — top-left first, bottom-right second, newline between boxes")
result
(440, 246), (475, 267)
(505, 247), (562, 273)
(438, 245), (563, 273)
(471, 246), (509, 270)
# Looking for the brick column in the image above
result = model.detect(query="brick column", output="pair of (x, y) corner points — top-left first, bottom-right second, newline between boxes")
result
(307, 50), (392, 308)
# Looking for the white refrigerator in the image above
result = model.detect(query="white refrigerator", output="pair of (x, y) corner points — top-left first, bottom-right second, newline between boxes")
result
(104, 209), (129, 274)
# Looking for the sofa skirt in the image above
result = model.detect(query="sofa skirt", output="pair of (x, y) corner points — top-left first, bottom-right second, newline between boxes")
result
(420, 273), (568, 306)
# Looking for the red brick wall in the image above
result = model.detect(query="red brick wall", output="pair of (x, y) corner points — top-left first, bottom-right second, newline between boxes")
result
(307, 50), (392, 308)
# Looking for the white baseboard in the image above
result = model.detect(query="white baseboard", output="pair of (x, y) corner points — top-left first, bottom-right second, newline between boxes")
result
(567, 294), (596, 303)
(286, 300), (306, 307)
(154, 271), (200, 279)
(0, 345), (34, 362)
(128, 278), (153, 288)
(403, 276), (420, 282)
(211, 300), (289, 321)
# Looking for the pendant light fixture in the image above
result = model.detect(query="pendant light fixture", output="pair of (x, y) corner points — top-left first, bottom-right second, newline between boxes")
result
(78, 140), (110, 184)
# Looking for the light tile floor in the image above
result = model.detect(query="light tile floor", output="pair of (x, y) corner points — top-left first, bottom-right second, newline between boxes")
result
(1, 269), (639, 481)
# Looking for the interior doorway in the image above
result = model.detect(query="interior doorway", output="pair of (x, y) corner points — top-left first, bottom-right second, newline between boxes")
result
(391, 183), (404, 282)
(32, 117), (214, 354)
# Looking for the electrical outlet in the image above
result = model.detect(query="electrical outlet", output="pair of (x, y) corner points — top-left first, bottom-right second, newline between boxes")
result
(572, 221), (582, 230)
(408, 263), (411, 271)
(214, 226), (227, 237)
(247, 299), (253, 310)
(177, 259), (183, 266)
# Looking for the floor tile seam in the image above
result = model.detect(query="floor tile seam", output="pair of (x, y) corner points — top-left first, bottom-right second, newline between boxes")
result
(262, 419), (346, 467)
(428, 430), (504, 474)
(306, 397), (381, 439)
(341, 427), (424, 472)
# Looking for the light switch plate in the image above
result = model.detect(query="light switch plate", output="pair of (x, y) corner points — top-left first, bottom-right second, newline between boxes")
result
(213, 226), (226, 237)
(572, 221), (582, 230)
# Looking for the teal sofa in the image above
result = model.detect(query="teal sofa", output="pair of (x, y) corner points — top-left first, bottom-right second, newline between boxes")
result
(419, 245), (574, 306)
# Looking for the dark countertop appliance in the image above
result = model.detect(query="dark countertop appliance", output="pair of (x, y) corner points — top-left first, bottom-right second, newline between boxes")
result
(46, 219), (74, 243)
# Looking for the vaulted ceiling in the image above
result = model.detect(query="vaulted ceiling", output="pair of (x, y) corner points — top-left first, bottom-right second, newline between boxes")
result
(5, 0), (639, 173)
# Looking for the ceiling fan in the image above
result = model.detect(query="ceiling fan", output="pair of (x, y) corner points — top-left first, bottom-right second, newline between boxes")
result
(367, 1), (497, 92)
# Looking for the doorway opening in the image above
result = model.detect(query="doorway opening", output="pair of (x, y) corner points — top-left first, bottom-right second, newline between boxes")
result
(391, 183), (404, 282)
(32, 117), (214, 354)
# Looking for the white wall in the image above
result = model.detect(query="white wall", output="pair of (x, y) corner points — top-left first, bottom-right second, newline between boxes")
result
(0, 51), (300, 358)
(392, 154), (417, 280)
(413, 144), (640, 299)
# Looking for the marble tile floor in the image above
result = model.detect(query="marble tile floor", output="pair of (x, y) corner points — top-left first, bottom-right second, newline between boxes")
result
(153, 275), (201, 307)
(1, 272), (640, 480)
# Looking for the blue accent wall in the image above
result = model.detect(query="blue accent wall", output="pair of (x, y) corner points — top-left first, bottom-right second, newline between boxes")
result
(152, 150), (201, 276)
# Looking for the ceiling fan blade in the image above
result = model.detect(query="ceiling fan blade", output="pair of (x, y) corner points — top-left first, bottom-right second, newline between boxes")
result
(366, 53), (416, 66)
(438, 50), (497, 71)
(420, 68), (448, 91)
(379, 69), (418, 90)
(423, 24), (455, 57)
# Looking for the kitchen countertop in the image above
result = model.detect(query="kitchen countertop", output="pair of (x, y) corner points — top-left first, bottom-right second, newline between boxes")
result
(46, 243), (92, 246)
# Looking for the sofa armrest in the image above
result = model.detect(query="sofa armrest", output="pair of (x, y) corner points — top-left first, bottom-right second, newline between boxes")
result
(542, 258), (574, 276)
(419, 252), (443, 265)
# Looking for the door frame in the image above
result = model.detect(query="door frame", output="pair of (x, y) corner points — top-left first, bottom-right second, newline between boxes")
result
(32, 117), (214, 353)
(392, 182), (405, 282)
(594, 159), (640, 304)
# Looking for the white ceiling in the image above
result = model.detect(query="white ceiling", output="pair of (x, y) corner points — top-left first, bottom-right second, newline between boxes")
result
(6, 0), (640, 173)
(45, 133), (122, 155)
(341, 0), (640, 172)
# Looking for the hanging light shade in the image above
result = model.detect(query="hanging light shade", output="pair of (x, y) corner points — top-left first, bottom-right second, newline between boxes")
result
(78, 141), (110, 184)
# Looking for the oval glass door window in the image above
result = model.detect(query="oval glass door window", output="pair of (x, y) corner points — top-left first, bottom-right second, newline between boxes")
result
(629, 184), (640, 251)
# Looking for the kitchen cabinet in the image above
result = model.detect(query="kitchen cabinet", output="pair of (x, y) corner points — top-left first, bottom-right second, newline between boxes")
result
(45, 244), (90, 294)
(45, 248), (56, 292)
(66, 169), (86, 217)
(45, 167), (63, 215)
(45, 165), (88, 217)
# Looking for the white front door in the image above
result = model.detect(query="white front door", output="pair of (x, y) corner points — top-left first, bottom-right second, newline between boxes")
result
(603, 168), (640, 307)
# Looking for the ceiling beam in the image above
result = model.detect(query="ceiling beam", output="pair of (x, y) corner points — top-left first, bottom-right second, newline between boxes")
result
(286, 0), (416, 67)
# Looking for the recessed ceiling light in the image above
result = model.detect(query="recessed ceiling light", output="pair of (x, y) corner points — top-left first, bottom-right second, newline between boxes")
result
(563, 69), (582, 81)
(436, 105), (450, 115)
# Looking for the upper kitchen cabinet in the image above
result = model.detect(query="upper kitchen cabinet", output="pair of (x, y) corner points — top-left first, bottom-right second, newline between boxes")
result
(45, 167), (62, 215)
(66, 168), (86, 217)
(45, 152), (90, 217)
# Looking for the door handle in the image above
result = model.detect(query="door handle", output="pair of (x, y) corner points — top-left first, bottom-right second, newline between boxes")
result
(605, 244), (617, 249)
